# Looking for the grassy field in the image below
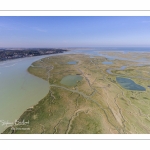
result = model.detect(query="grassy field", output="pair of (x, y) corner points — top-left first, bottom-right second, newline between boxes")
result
(3, 53), (150, 134)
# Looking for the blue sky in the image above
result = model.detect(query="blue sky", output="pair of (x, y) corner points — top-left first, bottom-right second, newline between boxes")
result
(0, 16), (150, 48)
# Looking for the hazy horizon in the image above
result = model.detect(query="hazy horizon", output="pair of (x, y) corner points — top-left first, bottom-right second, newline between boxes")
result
(1, 16), (150, 47)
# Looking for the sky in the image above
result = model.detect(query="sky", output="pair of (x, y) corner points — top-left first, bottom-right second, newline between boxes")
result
(0, 16), (150, 48)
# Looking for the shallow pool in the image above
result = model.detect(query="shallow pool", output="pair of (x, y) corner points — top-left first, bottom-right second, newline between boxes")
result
(102, 61), (113, 65)
(60, 75), (82, 86)
(116, 77), (146, 91)
(67, 61), (77, 65)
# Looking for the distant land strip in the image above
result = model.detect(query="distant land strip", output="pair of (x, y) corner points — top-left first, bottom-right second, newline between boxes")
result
(0, 48), (68, 61)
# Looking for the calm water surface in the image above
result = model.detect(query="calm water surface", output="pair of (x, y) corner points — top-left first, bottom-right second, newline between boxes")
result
(60, 75), (82, 87)
(102, 61), (113, 65)
(116, 77), (146, 91)
(0, 55), (54, 133)
(67, 61), (77, 65)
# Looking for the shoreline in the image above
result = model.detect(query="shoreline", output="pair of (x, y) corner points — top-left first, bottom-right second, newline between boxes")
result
(1, 50), (69, 134)
(0, 49), (69, 62)
(2, 51), (150, 134)
(1, 61), (50, 134)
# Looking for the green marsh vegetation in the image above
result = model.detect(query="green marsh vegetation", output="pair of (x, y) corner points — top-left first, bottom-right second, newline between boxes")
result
(3, 53), (150, 134)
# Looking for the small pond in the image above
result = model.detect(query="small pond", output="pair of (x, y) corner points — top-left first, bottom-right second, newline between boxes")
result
(67, 61), (77, 65)
(60, 75), (83, 87)
(107, 58), (115, 61)
(102, 61), (113, 65)
(116, 77), (146, 91)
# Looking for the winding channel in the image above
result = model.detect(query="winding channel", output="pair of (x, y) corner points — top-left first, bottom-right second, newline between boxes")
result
(1, 49), (150, 133)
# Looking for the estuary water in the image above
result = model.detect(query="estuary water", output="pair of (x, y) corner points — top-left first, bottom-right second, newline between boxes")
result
(0, 55), (54, 133)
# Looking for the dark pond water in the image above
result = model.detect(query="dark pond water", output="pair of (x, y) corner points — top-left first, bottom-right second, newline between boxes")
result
(116, 77), (146, 91)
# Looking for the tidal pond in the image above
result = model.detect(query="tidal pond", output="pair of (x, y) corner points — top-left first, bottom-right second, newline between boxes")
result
(116, 77), (146, 91)
(67, 61), (77, 65)
(102, 61), (113, 65)
(60, 75), (82, 87)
